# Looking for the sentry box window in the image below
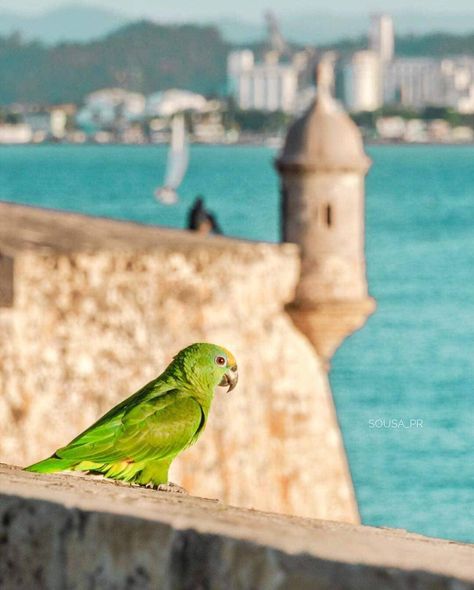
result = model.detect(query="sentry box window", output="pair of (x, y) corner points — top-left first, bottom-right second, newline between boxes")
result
(0, 254), (14, 308)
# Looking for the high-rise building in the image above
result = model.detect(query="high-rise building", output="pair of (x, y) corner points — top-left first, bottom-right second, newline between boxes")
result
(227, 50), (299, 113)
(343, 13), (474, 113)
(343, 51), (382, 112)
(383, 56), (474, 113)
(226, 13), (314, 114)
(369, 14), (394, 63)
(383, 58), (443, 108)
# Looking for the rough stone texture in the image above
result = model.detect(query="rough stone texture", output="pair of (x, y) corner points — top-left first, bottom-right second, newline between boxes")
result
(0, 202), (358, 523)
(0, 465), (473, 590)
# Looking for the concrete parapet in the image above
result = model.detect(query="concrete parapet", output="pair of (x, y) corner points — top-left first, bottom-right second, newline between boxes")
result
(0, 465), (473, 590)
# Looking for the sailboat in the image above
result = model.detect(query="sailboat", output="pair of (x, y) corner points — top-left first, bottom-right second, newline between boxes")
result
(155, 114), (189, 205)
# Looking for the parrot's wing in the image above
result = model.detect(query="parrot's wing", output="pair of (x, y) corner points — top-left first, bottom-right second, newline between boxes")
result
(54, 390), (203, 465)
(68, 376), (174, 442)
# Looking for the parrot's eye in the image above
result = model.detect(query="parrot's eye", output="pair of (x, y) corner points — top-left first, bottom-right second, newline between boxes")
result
(215, 355), (226, 366)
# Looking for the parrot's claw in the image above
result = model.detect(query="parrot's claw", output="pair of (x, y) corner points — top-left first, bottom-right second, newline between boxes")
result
(154, 482), (188, 494)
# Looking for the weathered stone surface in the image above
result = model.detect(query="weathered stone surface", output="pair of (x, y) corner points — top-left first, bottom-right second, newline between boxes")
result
(0, 202), (358, 523)
(0, 465), (473, 590)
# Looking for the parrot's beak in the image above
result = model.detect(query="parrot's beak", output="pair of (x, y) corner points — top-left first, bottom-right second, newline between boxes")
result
(219, 365), (238, 393)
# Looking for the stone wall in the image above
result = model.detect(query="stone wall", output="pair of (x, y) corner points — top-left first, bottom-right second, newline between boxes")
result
(1, 465), (473, 590)
(0, 203), (358, 523)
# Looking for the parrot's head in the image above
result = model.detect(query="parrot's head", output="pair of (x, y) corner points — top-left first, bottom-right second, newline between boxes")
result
(173, 342), (238, 394)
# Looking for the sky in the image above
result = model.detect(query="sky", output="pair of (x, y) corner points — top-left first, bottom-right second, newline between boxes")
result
(3, 0), (474, 19)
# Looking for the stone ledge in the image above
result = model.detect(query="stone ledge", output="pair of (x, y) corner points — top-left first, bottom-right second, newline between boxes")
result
(0, 465), (473, 589)
(0, 201), (296, 256)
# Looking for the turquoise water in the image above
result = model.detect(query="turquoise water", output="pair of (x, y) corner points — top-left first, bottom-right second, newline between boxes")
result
(0, 144), (473, 542)
(0, 145), (279, 242)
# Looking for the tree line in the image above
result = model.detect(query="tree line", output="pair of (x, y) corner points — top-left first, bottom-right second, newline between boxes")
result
(0, 21), (228, 105)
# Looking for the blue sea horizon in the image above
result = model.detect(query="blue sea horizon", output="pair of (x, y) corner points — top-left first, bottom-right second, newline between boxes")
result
(0, 144), (472, 543)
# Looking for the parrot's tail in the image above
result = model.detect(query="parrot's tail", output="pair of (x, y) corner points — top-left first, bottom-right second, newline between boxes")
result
(24, 455), (74, 474)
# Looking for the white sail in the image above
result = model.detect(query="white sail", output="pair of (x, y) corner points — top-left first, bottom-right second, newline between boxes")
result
(155, 114), (189, 205)
(165, 114), (189, 189)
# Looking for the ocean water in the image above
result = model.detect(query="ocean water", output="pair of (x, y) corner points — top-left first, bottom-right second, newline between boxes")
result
(0, 144), (473, 542)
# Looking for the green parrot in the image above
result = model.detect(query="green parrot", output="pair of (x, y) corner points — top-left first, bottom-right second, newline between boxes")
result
(25, 343), (238, 490)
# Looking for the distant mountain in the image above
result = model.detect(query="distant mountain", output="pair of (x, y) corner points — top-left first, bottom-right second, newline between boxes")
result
(0, 5), (127, 43)
(0, 21), (228, 105)
(4, 6), (474, 47)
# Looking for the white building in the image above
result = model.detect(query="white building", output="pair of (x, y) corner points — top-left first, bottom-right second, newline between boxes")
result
(383, 56), (474, 113)
(344, 51), (382, 112)
(344, 12), (474, 114)
(227, 50), (299, 113)
(370, 14), (394, 63)
(50, 109), (68, 139)
(441, 57), (474, 113)
(384, 58), (442, 108)
(23, 108), (68, 141)
(146, 89), (208, 117)
(0, 124), (33, 144)
(77, 88), (145, 130)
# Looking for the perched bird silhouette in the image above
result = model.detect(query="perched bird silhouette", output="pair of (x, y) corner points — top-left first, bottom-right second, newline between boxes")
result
(187, 196), (223, 235)
(25, 343), (238, 491)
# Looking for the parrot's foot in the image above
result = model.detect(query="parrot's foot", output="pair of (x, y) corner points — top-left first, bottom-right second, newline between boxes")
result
(147, 482), (188, 494)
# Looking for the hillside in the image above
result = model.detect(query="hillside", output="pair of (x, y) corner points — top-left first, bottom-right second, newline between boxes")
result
(2, 20), (474, 106)
(0, 22), (229, 104)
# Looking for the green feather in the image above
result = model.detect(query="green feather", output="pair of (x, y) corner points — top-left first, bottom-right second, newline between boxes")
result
(25, 343), (237, 487)
(25, 456), (75, 473)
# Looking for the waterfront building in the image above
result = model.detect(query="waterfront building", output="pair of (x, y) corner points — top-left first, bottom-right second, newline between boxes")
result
(344, 13), (474, 115)
(77, 88), (146, 131)
(451, 125), (474, 141)
(342, 14), (392, 113)
(440, 57), (474, 113)
(227, 50), (299, 113)
(24, 107), (69, 142)
(226, 12), (313, 114)
(404, 118), (428, 142)
(383, 56), (474, 113)
(0, 124), (32, 144)
(146, 89), (208, 117)
(343, 50), (383, 112)
(192, 110), (227, 143)
(369, 14), (394, 63)
(376, 116), (406, 140)
(383, 58), (444, 109)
